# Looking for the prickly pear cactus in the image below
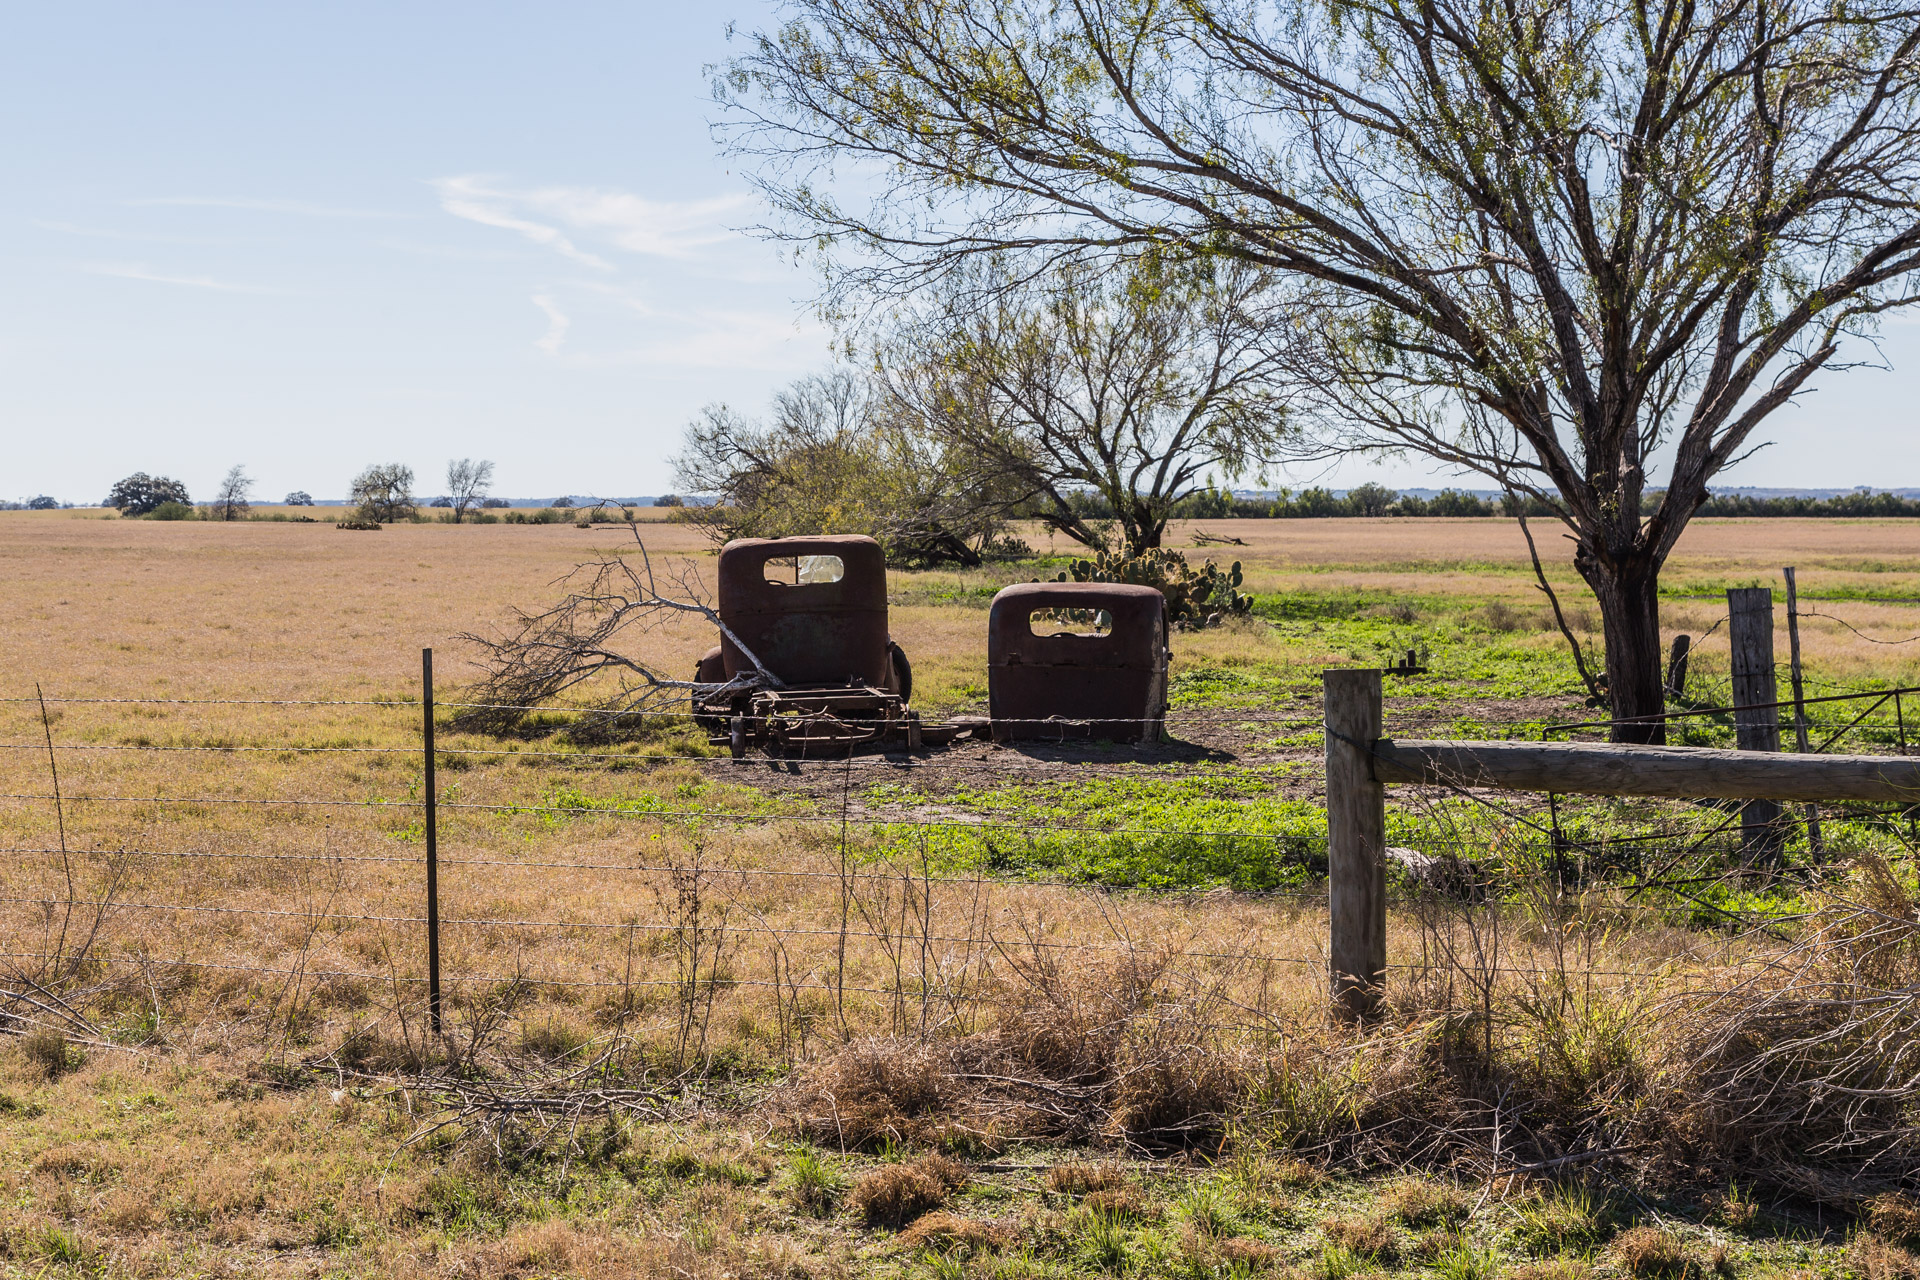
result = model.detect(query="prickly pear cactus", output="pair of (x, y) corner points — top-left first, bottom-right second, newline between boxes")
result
(1054, 547), (1252, 628)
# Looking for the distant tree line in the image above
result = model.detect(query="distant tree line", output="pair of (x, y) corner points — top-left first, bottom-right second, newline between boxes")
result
(1159, 486), (1920, 519)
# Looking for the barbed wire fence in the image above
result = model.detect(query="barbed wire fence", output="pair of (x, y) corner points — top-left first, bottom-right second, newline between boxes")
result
(4, 649), (1918, 1107)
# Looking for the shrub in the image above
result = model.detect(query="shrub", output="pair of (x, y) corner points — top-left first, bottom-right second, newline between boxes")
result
(148, 500), (195, 521)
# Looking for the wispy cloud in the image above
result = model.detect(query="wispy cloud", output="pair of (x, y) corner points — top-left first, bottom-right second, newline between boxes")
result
(433, 177), (614, 269)
(36, 220), (231, 245)
(432, 176), (753, 264)
(82, 262), (277, 294)
(127, 196), (407, 219)
(531, 294), (570, 355)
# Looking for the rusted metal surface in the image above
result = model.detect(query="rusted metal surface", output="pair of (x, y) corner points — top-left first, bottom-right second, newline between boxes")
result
(716, 535), (892, 687)
(988, 583), (1169, 741)
(695, 535), (952, 755)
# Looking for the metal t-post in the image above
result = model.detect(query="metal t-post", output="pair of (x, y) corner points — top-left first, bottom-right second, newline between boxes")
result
(422, 647), (443, 1036)
(1782, 568), (1823, 857)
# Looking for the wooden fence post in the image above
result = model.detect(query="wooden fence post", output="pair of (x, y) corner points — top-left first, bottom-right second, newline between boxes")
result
(1324, 668), (1386, 1021)
(1727, 588), (1785, 860)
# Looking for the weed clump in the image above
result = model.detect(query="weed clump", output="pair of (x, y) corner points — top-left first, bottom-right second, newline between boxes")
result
(1048, 1162), (1128, 1196)
(1611, 1226), (1692, 1279)
(785, 1150), (844, 1217)
(851, 1154), (969, 1229)
(20, 1028), (82, 1079)
(1705, 1185), (1761, 1231)
(516, 1015), (589, 1062)
(1321, 1215), (1398, 1262)
(1512, 1184), (1619, 1254)
(1381, 1177), (1468, 1227)
(1085, 1187), (1150, 1221)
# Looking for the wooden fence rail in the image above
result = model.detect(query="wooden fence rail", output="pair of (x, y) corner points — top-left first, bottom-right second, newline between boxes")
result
(1322, 667), (1920, 1020)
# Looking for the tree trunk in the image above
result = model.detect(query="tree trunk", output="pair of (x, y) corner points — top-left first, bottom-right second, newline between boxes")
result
(1582, 556), (1667, 745)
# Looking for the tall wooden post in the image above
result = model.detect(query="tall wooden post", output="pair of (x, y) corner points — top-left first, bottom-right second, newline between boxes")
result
(1727, 588), (1784, 860)
(1324, 669), (1386, 1021)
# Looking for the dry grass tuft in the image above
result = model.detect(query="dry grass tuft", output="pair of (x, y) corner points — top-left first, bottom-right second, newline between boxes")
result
(1321, 1215), (1398, 1261)
(1268, 1157), (1327, 1189)
(788, 947), (1259, 1153)
(897, 1210), (1009, 1251)
(1380, 1177), (1469, 1227)
(1047, 1162), (1130, 1196)
(18, 1029), (80, 1080)
(1218, 1236), (1283, 1267)
(1853, 1234), (1920, 1280)
(1085, 1187), (1151, 1221)
(850, 1154), (970, 1229)
(1611, 1226), (1692, 1279)
(1410, 1229), (1465, 1262)
(788, 1039), (949, 1150)
(1870, 1194), (1920, 1248)
(1705, 1186), (1761, 1231)
(1506, 1262), (1595, 1280)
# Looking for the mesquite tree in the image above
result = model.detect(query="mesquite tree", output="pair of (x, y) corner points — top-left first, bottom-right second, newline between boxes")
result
(723, 0), (1920, 741)
(880, 255), (1295, 556)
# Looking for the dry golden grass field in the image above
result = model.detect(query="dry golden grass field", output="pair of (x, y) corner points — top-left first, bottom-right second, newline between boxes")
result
(4, 509), (1920, 1279)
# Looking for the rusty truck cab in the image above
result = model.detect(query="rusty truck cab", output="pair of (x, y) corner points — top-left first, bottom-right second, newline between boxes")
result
(987, 582), (1169, 741)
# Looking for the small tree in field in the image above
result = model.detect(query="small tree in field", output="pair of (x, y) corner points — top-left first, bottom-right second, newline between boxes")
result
(350, 464), (416, 524)
(446, 458), (494, 523)
(882, 255), (1295, 556)
(285, 491), (314, 506)
(211, 466), (252, 522)
(105, 473), (190, 517)
(675, 368), (1023, 565)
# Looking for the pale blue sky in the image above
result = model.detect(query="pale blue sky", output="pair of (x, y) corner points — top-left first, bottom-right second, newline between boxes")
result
(3, 3), (1916, 505)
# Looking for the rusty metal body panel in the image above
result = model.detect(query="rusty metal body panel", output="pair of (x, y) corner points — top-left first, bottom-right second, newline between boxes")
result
(716, 535), (891, 686)
(988, 583), (1169, 741)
